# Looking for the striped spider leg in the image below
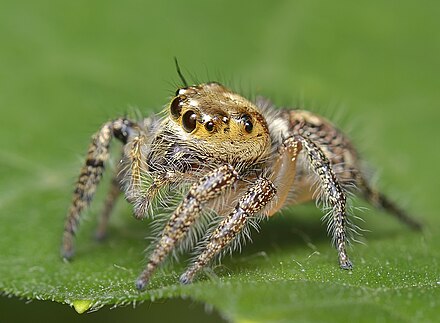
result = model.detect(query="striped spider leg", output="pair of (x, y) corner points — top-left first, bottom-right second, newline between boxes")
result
(135, 164), (239, 290)
(62, 118), (137, 259)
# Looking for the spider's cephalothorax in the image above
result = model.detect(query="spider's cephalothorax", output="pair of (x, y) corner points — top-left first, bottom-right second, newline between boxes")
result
(62, 82), (421, 290)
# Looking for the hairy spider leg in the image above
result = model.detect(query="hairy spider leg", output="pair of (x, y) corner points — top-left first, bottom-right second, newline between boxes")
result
(284, 110), (421, 231)
(62, 118), (136, 260)
(95, 174), (121, 241)
(356, 175), (422, 230)
(136, 164), (239, 290)
(180, 177), (277, 284)
(297, 135), (352, 269)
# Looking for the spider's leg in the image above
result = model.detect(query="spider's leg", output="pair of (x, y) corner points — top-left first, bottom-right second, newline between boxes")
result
(180, 177), (276, 284)
(135, 164), (238, 290)
(297, 135), (353, 270)
(62, 118), (136, 260)
(95, 173), (121, 241)
(356, 175), (422, 230)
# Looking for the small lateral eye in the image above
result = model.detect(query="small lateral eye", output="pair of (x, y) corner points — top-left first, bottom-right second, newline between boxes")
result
(170, 97), (182, 119)
(241, 114), (253, 133)
(182, 110), (197, 132)
(204, 120), (215, 132)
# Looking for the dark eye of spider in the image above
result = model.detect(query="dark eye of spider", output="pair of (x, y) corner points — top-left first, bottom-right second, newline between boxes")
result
(204, 121), (215, 132)
(182, 110), (197, 132)
(241, 114), (253, 133)
(170, 97), (182, 119)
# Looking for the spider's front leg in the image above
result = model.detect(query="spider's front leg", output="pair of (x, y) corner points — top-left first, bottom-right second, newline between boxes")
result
(180, 177), (277, 284)
(62, 118), (136, 259)
(135, 164), (239, 290)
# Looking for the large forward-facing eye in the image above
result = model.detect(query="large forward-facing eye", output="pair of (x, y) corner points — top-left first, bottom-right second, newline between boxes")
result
(241, 114), (253, 133)
(182, 110), (197, 132)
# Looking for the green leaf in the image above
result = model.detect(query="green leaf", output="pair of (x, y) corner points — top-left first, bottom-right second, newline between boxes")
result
(1, 0), (439, 321)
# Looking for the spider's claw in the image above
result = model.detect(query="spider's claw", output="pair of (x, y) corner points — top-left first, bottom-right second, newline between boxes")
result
(61, 233), (75, 261)
(179, 272), (194, 285)
(339, 259), (353, 270)
(135, 277), (148, 291)
(61, 248), (74, 261)
(136, 262), (156, 290)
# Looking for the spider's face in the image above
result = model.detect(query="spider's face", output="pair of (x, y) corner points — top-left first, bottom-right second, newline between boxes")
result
(168, 82), (271, 162)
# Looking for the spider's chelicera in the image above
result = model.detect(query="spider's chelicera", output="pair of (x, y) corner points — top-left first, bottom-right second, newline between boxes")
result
(62, 82), (421, 290)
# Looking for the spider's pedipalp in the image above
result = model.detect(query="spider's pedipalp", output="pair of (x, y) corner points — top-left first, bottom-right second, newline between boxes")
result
(180, 177), (276, 284)
(62, 118), (137, 259)
(123, 134), (148, 217)
(136, 164), (239, 290)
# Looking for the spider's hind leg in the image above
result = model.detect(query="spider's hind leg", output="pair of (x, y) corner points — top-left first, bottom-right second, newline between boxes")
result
(95, 171), (122, 241)
(356, 175), (422, 230)
(62, 118), (137, 260)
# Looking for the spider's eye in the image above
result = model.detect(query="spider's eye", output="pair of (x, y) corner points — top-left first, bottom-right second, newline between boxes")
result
(241, 114), (253, 133)
(204, 120), (215, 132)
(182, 110), (197, 132)
(170, 97), (182, 119)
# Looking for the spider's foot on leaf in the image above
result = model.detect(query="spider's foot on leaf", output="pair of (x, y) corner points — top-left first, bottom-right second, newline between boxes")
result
(61, 247), (74, 261)
(135, 277), (148, 291)
(339, 259), (353, 270)
(179, 272), (195, 285)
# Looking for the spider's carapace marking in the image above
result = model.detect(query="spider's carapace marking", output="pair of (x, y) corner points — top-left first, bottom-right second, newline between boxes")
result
(62, 82), (421, 290)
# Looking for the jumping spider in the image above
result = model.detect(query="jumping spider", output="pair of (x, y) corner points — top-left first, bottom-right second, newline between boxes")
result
(62, 81), (421, 290)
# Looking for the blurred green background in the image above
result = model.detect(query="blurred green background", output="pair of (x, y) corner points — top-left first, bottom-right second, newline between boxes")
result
(1, 0), (439, 322)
